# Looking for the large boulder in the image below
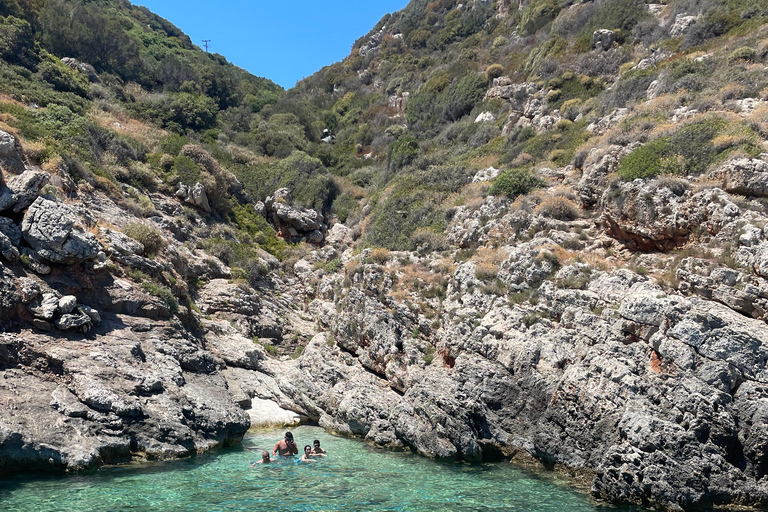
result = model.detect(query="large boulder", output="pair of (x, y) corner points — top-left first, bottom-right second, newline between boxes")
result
(0, 169), (49, 213)
(669, 13), (698, 38)
(175, 182), (211, 213)
(599, 179), (738, 251)
(264, 188), (326, 244)
(485, 82), (539, 112)
(593, 29), (616, 50)
(21, 197), (102, 264)
(716, 158), (768, 197)
(0, 130), (27, 174)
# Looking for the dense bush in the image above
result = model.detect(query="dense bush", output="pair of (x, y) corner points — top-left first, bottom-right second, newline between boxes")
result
(534, 196), (580, 220)
(131, 92), (218, 131)
(617, 117), (760, 180)
(489, 168), (545, 199)
(363, 178), (447, 250)
(521, 0), (561, 35)
(0, 15), (37, 67)
(122, 222), (164, 257)
(443, 73), (488, 122)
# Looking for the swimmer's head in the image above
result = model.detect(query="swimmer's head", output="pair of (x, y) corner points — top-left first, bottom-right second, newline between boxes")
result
(285, 431), (293, 441)
(262, 451), (269, 459)
(304, 445), (312, 453)
(313, 439), (320, 447)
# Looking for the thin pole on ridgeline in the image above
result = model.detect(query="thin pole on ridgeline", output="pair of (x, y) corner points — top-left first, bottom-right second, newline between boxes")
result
(202, 39), (211, 53)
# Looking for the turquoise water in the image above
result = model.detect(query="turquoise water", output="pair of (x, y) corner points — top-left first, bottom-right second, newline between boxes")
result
(0, 426), (645, 512)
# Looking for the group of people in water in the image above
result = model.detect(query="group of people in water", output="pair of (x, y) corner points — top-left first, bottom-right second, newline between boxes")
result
(252, 431), (327, 465)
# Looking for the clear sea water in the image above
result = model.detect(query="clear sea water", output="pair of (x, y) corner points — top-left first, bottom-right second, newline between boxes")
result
(0, 426), (647, 512)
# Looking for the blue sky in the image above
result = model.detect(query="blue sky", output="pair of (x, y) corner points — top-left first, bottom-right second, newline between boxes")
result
(133, 0), (411, 89)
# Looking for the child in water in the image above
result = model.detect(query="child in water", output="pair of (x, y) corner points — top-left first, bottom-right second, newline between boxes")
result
(251, 451), (271, 466)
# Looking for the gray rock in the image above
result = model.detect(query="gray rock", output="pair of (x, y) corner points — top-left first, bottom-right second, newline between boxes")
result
(19, 246), (50, 274)
(175, 182), (211, 213)
(593, 29), (616, 51)
(28, 292), (60, 320)
(485, 82), (538, 111)
(0, 230), (19, 263)
(717, 158), (768, 197)
(54, 312), (92, 331)
(0, 170), (49, 213)
(58, 295), (77, 314)
(21, 197), (102, 263)
(79, 305), (101, 325)
(0, 217), (21, 246)
(0, 130), (15, 157)
(0, 130), (26, 173)
(670, 13), (698, 38)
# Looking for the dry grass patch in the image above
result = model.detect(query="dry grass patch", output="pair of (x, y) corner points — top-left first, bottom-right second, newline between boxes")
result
(534, 196), (580, 221)
(467, 154), (500, 169)
(91, 109), (165, 150)
(369, 248), (391, 265)
(392, 262), (449, 300)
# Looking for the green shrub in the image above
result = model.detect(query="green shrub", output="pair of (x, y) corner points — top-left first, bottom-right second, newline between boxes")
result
(230, 204), (287, 259)
(490, 168), (544, 198)
(388, 134), (419, 171)
(730, 46), (756, 62)
(141, 282), (178, 315)
(171, 154), (201, 186)
(36, 52), (90, 97)
(442, 73), (488, 122)
(547, 73), (603, 110)
(521, 0), (561, 35)
(331, 192), (359, 224)
(423, 344), (435, 364)
(37, 104), (85, 136)
(122, 222), (164, 257)
(363, 178), (447, 250)
(159, 133), (190, 156)
(410, 228), (448, 254)
(0, 15), (37, 68)
(617, 117), (738, 180)
(485, 64), (505, 80)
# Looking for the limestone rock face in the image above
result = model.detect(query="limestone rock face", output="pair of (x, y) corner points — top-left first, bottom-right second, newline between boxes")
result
(263, 256), (768, 510)
(670, 13), (698, 38)
(0, 217), (22, 246)
(264, 188), (326, 244)
(21, 197), (102, 263)
(599, 179), (737, 251)
(0, 129), (27, 174)
(716, 158), (768, 197)
(485, 82), (538, 110)
(101, 228), (165, 275)
(474, 111), (496, 123)
(175, 182), (211, 213)
(578, 144), (637, 208)
(0, 317), (250, 474)
(0, 169), (49, 213)
(593, 29), (616, 50)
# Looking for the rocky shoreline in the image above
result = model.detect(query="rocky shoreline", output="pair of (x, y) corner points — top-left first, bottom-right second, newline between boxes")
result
(2, 111), (768, 511)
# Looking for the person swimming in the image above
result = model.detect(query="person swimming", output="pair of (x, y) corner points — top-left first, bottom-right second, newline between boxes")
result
(251, 451), (271, 466)
(311, 439), (326, 455)
(300, 445), (316, 462)
(273, 431), (299, 457)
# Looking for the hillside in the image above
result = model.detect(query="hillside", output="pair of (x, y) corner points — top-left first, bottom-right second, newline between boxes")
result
(2, 0), (768, 510)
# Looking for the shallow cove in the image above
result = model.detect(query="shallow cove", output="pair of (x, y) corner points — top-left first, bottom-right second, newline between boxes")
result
(0, 426), (648, 511)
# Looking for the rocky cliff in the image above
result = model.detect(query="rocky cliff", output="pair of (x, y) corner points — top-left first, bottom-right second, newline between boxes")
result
(2, 0), (768, 511)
